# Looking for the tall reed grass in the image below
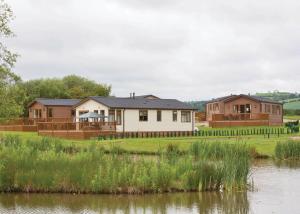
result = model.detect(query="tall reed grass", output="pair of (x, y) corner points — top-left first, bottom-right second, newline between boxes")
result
(275, 140), (300, 160)
(0, 135), (251, 194)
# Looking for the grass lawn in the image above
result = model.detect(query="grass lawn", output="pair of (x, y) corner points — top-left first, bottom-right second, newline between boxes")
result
(1, 130), (299, 157)
(284, 115), (300, 120)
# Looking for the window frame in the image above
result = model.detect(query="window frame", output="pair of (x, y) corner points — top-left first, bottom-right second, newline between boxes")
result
(47, 108), (53, 118)
(139, 110), (148, 122)
(116, 110), (122, 125)
(157, 110), (162, 122)
(181, 110), (191, 123)
(173, 110), (178, 122)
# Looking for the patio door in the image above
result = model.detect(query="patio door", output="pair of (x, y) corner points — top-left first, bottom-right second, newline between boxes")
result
(240, 105), (246, 113)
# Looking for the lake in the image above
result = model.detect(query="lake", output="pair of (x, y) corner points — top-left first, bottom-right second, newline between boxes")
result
(0, 160), (299, 214)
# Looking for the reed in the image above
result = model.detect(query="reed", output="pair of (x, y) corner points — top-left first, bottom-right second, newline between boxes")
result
(275, 140), (300, 160)
(0, 135), (251, 194)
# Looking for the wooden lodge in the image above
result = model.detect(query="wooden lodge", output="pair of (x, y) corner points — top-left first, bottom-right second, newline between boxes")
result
(206, 94), (283, 128)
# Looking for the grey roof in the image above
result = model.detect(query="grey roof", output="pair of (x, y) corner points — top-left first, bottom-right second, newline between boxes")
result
(33, 98), (81, 106)
(206, 94), (282, 105)
(79, 96), (196, 110)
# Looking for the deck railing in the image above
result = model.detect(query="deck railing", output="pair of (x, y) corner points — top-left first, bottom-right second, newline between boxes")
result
(37, 121), (117, 132)
(0, 118), (75, 126)
(212, 113), (269, 121)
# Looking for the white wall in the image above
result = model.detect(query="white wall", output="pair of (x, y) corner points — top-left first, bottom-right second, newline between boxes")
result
(75, 99), (194, 132)
(123, 109), (194, 132)
(75, 100), (109, 121)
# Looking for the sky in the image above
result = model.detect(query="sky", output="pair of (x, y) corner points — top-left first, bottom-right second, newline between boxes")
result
(5, 0), (300, 101)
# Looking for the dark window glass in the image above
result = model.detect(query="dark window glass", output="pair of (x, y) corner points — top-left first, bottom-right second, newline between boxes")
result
(139, 110), (148, 121)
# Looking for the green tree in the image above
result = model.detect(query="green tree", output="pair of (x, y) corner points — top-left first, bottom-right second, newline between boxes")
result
(0, 0), (18, 68)
(0, 67), (25, 119)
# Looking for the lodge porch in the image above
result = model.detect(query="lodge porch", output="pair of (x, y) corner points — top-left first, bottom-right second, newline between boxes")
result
(209, 113), (270, 128)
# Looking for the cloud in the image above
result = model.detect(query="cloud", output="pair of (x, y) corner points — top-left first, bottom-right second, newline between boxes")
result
(5, 0), (300, 100)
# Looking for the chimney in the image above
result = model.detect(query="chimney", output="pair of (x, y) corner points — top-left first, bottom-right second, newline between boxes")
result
(133, 92), (135, 99)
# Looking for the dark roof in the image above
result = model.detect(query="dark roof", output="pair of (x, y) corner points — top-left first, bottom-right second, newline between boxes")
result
(28, 98), (81, 107)
(206, 94), (282, 105)
(75, 96), (196, 110)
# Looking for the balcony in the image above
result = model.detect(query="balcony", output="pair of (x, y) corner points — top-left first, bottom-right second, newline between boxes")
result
(210, 113), (270, 128)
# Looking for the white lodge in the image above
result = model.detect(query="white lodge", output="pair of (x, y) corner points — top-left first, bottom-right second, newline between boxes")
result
(73, 95), (196, 132)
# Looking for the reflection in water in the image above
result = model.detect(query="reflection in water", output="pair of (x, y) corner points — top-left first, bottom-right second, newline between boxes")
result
(0, 191), (249, 214)
(1, 160), (300, 214)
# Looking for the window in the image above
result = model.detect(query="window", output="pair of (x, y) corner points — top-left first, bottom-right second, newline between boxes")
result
(94, 110), (98, 114)
(116, 110), (122, 125)
(265, 104), (271, 113)
(276, 106), (281, 115)
(139, 110), (148, 121)
(109, 109), (115, 122)
(245, 104), (251, 113)
(181, 111), (191, 123)
(79, 111), (88, 122)
(100, 110), (105, 122)
(48, 108), (53, 118)
(272, 105), (277, 114)
(173, 110), (177, 122)
(213, 103), (219, 111)
(157, 110), (162, 122)
(34, 109), (42, 118)
(71, 110), (75, 117)
(233, 105), (239, 113)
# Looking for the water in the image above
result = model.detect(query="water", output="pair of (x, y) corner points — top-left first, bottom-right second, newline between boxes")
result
(0, 160), (299, 214)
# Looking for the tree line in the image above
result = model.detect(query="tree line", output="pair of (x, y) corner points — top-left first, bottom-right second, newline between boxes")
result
(0, 70), (111, 119)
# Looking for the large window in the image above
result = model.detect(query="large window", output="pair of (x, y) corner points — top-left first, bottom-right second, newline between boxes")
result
(79, 111), (88, 122)
(173, 110), (177, 122)
(272, 105), (277, 115)
(100, 110), (105, 122)
(157, 110), (162, 122)
(265, 104), (271, 113)
(139, 110), (148, 121)
(181, 111), (191, 123)
(47, 108), (53, 118)
(108, 109), (115, 122)
(34, 109), (42, 118)
(116, 110), (122, 125)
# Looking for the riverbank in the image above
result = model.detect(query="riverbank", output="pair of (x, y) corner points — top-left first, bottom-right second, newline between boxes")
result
(0, 135), (251, 194)
(1, 160), (300, 213)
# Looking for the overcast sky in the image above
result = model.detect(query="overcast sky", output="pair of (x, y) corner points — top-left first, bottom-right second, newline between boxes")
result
(5, 0), (300, 100)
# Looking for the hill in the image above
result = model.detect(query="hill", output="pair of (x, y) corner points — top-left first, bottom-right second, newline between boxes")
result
(255, 91), (300, 102)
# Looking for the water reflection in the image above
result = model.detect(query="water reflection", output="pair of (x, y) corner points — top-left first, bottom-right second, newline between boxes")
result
(0, 191), (249, 214)
(1, 160), (300, 214)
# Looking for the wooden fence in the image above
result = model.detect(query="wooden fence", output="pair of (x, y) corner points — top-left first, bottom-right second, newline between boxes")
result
(37, 121), (116, 131)
(97, 127), (293, 140)
(195, 112), (206, 122)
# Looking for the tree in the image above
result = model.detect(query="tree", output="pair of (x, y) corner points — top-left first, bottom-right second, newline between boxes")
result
(0, 0), (18, 68)
(0, 1), (24, 120)
(0, 67), (25, 119)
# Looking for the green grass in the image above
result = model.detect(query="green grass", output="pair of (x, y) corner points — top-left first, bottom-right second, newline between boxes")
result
(284, 115), (300, 120)
(284, 100), (300, 110)
(0, 135), (251, 194)
(1, 130), (299, 157)
(275, 140), (300, 160)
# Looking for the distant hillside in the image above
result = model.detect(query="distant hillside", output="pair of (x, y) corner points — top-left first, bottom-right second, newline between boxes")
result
(284, 100), (300, 110)
(186, 101), (206, 112)
(187, 91), (300, 112)
(255, 91), (300, 102)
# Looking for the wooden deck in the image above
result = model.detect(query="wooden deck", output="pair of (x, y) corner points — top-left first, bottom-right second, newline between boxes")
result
(209, 120), (269, 128)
